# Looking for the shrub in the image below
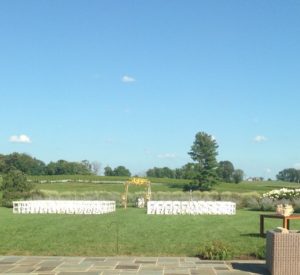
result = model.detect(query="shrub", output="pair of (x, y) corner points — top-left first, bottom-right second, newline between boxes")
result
(220, 191), (241, 206)
(292, 199), (300, 213)
(1, 169), (33, 192)
(2, 191), (31, 207)
(1, 169), (35, 207)
(244, 196), (261, 210)
(200, 191), (220, 201)
(1, 190), (43, 208)
(240, 192), (261, 209)
(198, 240), (234, 260)
(262, 188), (300, 200)
(259, 197), (276, 211)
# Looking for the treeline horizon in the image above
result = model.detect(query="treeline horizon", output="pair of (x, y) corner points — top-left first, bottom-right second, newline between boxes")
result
(0, 152), (244, 183)
(0, 152), (95, 176)
(1, 152), (299, 184)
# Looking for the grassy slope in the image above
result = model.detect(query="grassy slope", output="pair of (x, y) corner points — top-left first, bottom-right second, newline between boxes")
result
(33, 177), (300, 194)
(2, 207), (298, 257)
(213, 181), (300, 193)
(37, 182), (184, 193)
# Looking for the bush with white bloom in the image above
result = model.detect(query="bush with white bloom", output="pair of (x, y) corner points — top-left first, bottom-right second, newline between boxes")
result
(262, 188), (300, 200)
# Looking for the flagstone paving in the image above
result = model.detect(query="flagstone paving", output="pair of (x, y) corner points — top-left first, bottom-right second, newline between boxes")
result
(0, 256), (269, 275)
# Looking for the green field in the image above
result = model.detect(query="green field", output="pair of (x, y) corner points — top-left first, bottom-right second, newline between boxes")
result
(28, 175), (300, 194)
(2, 175), (300, 258)
(36, 182), (183, 193)
(213, 181), (300, 193)
(2, 207), (298, 257)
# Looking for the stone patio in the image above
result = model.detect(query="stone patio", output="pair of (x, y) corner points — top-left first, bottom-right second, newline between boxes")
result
(0, 256), (269, 275)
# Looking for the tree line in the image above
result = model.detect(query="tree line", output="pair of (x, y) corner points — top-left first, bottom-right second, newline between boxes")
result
(0, 153), (97, 175)
(146, 161), (244, 184)
(276, 168), (300, 183)
(103, 165), (131, 177)
(9, 131), (297, 190)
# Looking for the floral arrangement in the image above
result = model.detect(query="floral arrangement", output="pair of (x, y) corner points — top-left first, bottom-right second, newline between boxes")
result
(127, 177), (150, 186)
(276, 204), (294, 216)
(262, 188), (300, 200)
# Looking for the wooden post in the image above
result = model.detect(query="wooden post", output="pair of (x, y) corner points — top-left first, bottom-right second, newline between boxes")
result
(124, 183), (129, 209)
(260, 215), (264, 237)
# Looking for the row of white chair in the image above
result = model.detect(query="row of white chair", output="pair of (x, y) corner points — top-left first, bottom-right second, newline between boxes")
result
(147, 201), (236, 215)
(13, 200), (116, 215)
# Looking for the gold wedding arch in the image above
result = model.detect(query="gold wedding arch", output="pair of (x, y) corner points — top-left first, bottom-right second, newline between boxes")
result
(121, 177), (151, 209)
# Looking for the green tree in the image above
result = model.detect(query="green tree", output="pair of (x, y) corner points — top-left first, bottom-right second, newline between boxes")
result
(113, 166), (131, 177)
(180, 163), (198, 180)
(232, 169), (244, 183)
(188, 132), (219, 190)
(45, 160), (92, 175)
(146, 167), (175, 178)
(1, 153), (46, 175)
(217, 161), (235, 182)
(174, 168), (183, 179)
(1, 169), (35, 207)
(277, 168), (300, 183)
(104, 166), (114, 176)
(81, 160), (92, 171)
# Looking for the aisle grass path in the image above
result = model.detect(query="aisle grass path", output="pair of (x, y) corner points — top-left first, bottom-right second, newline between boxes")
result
(1, 207), (300, 257)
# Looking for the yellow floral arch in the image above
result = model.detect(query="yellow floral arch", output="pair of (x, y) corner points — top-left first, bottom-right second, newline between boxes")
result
(122, 177), (151, 209)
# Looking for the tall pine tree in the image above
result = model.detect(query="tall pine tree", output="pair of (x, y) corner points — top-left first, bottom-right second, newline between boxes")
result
(188, 132), (219, 190)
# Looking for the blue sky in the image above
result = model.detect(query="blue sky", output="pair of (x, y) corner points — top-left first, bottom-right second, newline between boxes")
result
(1, 0), (300, 178)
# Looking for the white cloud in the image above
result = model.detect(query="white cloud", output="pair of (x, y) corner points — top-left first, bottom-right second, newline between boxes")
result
(265, 168), (272, 174)
(157, 153), (176, 159)
(121, 75), (136, 83)
(294, 163), (300, 169)
(9, 134), (31, 143)
(254, 135), (267, 143)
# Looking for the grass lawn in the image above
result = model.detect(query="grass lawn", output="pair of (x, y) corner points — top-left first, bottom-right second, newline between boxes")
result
(34, 180), (300, 195)
(213, 181), (300, 193)
(1, 207), (300, 258)
(36, 182), (183, 193)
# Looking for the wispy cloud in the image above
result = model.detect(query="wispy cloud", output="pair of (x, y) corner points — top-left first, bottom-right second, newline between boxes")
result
(254, 135), (267, 143)
(9, 134), (31, 143)
(121, 75), (136, 83)
(265, 168), (272, 174)
(294, 163), (300, 169)
(157, 153), (176, 159)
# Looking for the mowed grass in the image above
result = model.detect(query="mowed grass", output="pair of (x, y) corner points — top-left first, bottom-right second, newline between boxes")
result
(34, 179), (300, 194)
(36, 182), (183, 193)
(213, 181), (300, 193)
(1, 207), (300, 257)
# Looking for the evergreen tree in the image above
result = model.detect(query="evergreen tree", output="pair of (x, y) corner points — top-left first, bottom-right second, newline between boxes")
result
(188, 132), (219, 190)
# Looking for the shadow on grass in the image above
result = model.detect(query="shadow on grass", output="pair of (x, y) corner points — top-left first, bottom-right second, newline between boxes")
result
(240, 233), (263, 238)
(166, 183), (186, 189)
(231, 262), (269, 275)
